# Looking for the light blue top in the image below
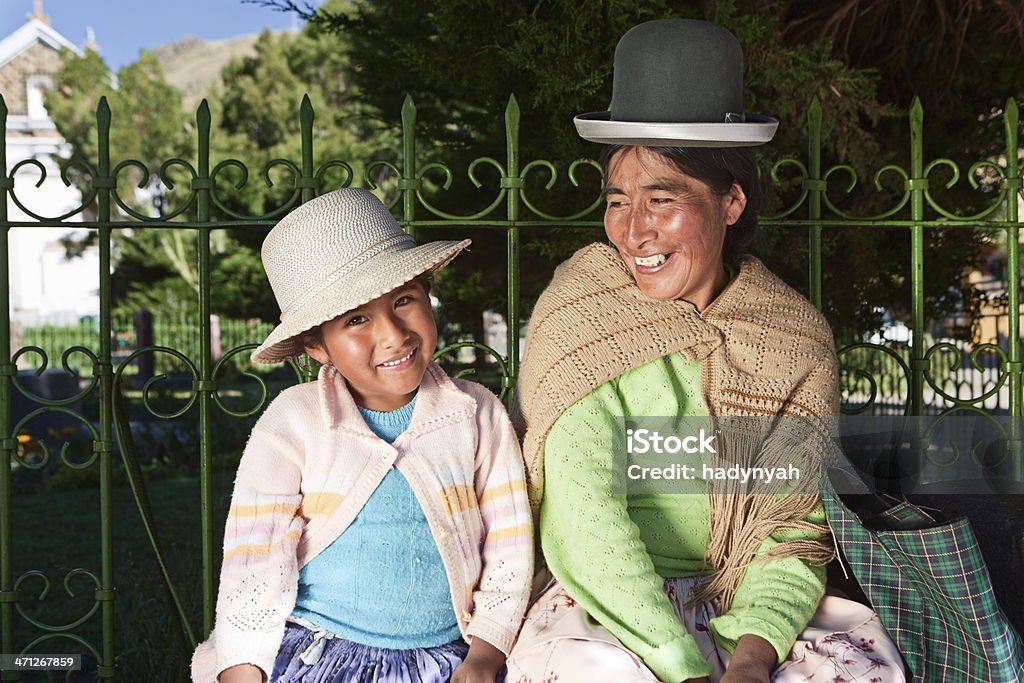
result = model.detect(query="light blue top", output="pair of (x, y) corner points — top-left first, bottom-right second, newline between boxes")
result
(290, 394), (462, 648)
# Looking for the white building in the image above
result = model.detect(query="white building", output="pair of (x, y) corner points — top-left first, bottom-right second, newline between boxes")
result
(0, 2), (100, 325)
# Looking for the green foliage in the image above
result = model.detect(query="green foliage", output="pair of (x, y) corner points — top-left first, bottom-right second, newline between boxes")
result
(208, 16), (381, 216)
(43, 0), (1012, 339)
(45, 11), (384, 326)
(295, 0), (995, 337)
(46, 48), (193, 203)
(299, 0), (904, 335)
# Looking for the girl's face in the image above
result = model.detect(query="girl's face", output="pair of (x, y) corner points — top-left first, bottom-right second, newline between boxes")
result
(603, 147), (746, 311)
(304, 280), (436, 411)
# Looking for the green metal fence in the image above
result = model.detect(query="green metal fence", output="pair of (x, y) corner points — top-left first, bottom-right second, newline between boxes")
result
(2, 91), (1023, 679)
(15, 315), (274, 376)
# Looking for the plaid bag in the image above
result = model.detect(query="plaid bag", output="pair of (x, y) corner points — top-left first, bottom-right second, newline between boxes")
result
(821, 471), (1024, 683)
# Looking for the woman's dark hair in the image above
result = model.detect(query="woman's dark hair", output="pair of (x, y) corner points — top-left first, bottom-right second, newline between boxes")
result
(300, 272), (434, 352)
(599, 145), (763, 266)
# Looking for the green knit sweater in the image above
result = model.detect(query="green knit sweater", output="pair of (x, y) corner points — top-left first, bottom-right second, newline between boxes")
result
(540, 353), (826, 683)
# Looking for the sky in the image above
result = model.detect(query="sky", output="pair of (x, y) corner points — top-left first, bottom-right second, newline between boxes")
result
(0, 0), (322, 71)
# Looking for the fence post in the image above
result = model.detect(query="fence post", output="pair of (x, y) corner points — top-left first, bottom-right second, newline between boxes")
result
(906, 98), (927, 495)
(806, 97), (824, 310)
(194, 100), (217, 639)
(1003, 98), (1022, 479)
(133, 309), (154, 387)
(400, 95), (419, 240)
(295, 97), (319, 384)
(503, 95), (521, 405)
(0, 94), (15, 681)
(94, 96), (117, 681)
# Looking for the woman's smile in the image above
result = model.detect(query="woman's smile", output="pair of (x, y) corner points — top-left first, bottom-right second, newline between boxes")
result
(634, 253), (670, 270)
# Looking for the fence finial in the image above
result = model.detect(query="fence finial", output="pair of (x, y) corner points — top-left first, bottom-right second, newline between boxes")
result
(401, 94), (416, 129)
(96, 96), (110, 130)
(1005, 97), (1019, 134)
(196, 99), (211, 127)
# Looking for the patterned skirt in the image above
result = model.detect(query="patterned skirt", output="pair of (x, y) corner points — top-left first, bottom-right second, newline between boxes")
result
(506, 577), (906, 683)
(270, 622), (470, 683)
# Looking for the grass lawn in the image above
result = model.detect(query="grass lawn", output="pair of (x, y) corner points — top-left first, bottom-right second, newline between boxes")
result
(9, 471), (234, 682)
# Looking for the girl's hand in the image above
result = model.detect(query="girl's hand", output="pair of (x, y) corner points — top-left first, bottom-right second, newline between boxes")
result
(451, 637), (506, 683)
(217, 663), (265, 683)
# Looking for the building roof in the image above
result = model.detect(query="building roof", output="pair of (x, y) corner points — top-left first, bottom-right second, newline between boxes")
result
(0, 18), (81, 69)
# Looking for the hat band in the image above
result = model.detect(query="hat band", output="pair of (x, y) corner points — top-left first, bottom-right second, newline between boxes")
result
(278, 232), (416, 321)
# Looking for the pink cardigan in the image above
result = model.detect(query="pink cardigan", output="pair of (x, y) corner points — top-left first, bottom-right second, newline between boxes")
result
(191, 363), (533, 681)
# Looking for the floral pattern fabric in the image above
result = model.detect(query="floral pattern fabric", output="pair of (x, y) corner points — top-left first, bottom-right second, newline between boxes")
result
(506, 577), (905, 683)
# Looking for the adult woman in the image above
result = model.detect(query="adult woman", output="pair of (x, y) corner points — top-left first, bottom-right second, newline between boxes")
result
(505, 19), (904, 683)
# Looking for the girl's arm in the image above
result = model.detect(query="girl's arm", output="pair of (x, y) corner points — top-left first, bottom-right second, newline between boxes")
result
(465, 386), (534, 655)
(208, 398), (306, 680)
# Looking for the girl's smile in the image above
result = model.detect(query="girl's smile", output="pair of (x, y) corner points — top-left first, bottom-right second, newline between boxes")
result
(304, 280), (436, 411)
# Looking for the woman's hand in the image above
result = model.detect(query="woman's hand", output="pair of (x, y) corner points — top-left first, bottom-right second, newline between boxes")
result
(217, 663), (265, 683)
(451, 637), (506, 683)
(720, 672), (767, 683)
(720, 634), (775, 683)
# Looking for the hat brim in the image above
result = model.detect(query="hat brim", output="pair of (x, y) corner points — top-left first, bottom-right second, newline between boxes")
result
(574, 112), (778, 147)
(251, 239), (470, 365)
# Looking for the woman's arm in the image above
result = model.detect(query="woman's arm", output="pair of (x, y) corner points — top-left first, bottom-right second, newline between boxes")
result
(707, 504), (828, 668)
(709, 358), (837, 668)
(720, 635), (776, 683)
(541, 382), (713, 683)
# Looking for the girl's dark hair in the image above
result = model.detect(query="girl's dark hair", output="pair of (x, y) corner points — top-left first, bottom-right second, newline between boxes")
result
(599, 145), (763, 266)
(300, 272), (434, 352)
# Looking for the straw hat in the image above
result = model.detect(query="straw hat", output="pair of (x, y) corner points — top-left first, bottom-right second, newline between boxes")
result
(251, 188), (470, 364)
(574, 19), (778, 147)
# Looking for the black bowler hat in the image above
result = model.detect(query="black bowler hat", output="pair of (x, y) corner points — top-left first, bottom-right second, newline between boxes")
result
(574, 19), (778, 147)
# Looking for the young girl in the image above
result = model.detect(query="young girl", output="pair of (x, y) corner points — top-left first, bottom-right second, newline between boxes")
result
(191, 188), (533, 683)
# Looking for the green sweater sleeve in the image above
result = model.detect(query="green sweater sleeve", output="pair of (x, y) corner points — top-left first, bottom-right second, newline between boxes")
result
(708, 505), (827, 662)
(540, 380), (713, 683)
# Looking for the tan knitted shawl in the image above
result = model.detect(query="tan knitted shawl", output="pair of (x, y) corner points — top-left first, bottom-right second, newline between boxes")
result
(516, 244), (840, 609)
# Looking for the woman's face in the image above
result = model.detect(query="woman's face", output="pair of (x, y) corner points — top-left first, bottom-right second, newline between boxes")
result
(603, 147), (746, 309)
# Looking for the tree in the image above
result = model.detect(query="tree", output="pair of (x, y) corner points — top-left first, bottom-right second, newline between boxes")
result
(777, 0), (1024, 339)
(281, 0), (1024, 341)
(252, 0), (911, 341)
(45, 47), (207, 318)
(46, 49), (193, 183)
(204, 14), (388, 320)
(45, 5), (385, 325)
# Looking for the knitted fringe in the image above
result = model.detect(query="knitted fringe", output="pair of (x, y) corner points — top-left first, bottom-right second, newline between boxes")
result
(696, 420), (836, 610)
